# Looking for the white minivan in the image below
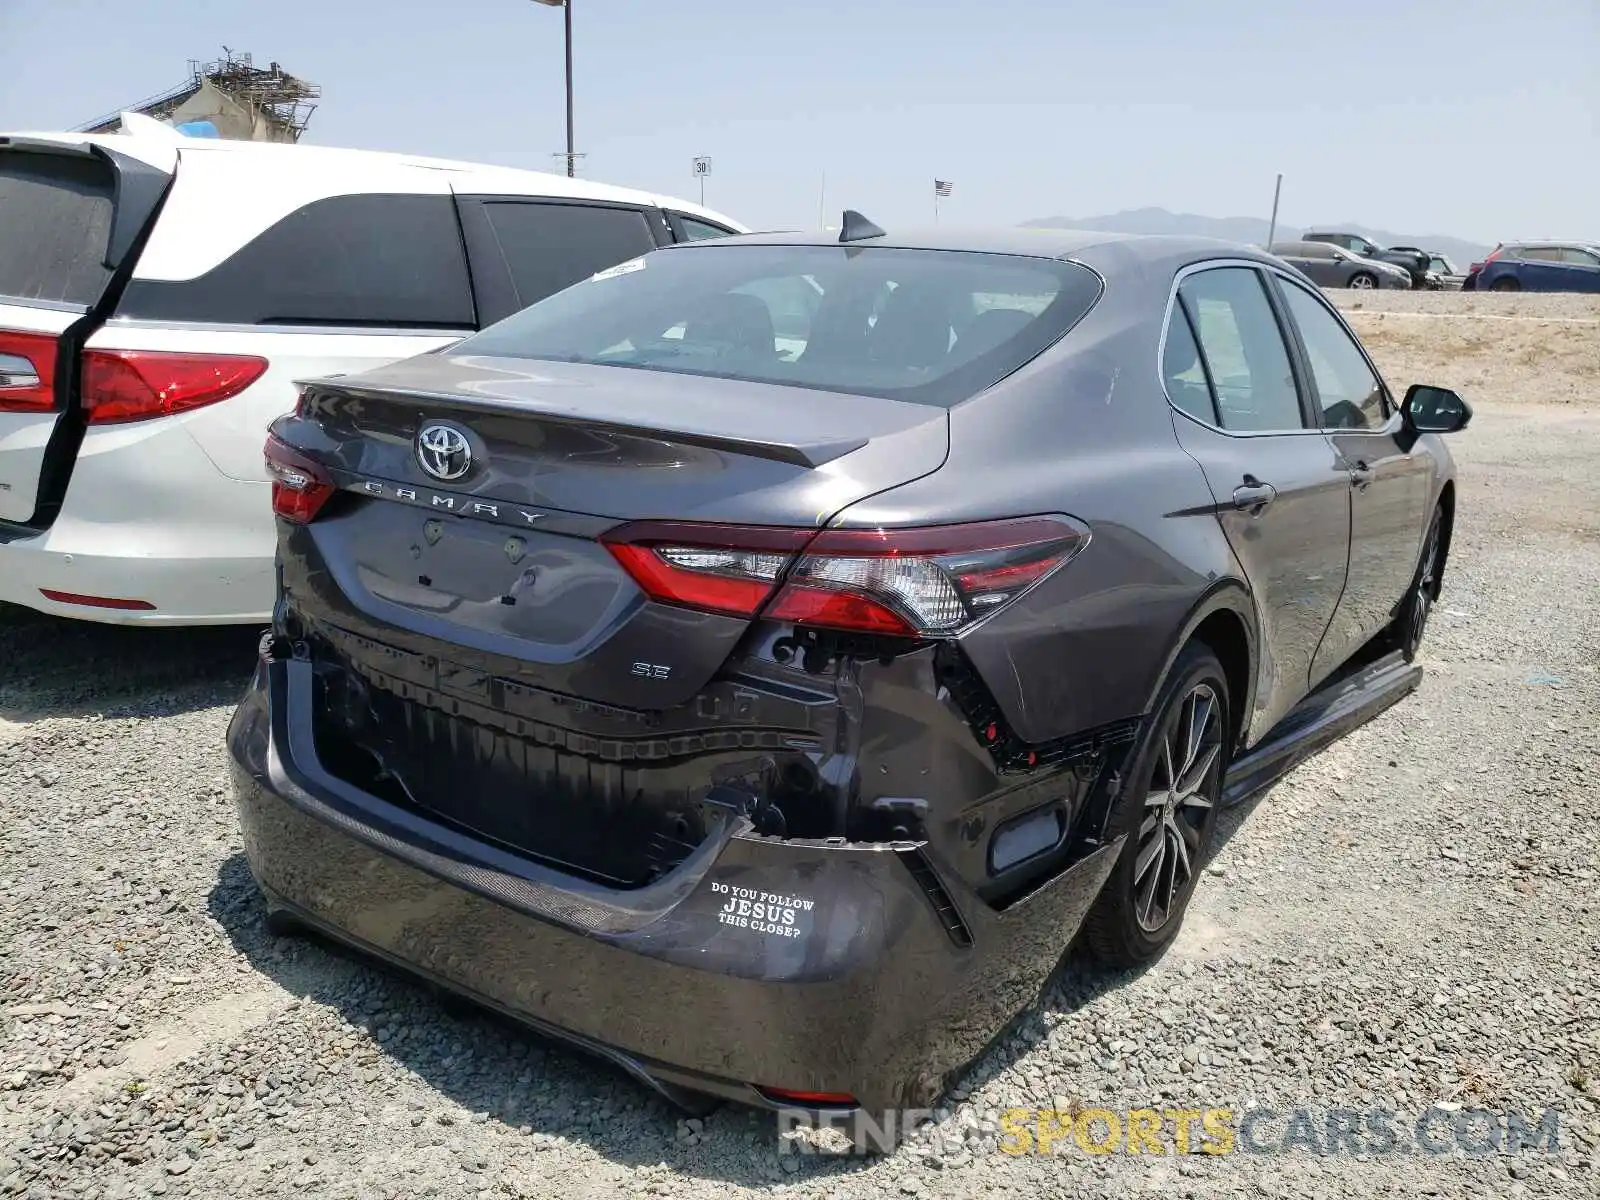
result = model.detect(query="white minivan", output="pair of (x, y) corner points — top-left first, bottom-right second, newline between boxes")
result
(0, 120), (744, 625)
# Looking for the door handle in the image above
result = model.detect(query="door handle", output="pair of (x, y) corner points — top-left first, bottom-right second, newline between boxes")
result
(1232, 479), (1277, 511)
(1349, 461), (1375, 489)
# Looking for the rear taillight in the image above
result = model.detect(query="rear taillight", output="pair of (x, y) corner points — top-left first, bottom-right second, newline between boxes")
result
(602, 523), (814, 618)
(81, 350), (267, 425)
(264, 433), (335, 524)
(0, 331), (59, 413)
(602, 516), (1090, 637)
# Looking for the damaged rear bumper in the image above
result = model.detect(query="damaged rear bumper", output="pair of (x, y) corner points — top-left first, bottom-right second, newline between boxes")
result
(226, 656), (1122, 1117)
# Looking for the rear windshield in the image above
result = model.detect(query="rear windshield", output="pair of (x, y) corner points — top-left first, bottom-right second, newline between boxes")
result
(0, 150), (115, 307)
(452, 244), (1103, 407)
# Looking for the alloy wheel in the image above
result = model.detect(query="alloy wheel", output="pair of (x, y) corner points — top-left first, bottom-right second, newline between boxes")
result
(1133, 682), (1222, 933)
(1350, 274), (1376, 290)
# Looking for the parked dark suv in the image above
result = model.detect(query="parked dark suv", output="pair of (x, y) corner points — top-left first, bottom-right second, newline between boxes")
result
(1302, 231), (1428, 288)
(230, 223), (1471, 1134)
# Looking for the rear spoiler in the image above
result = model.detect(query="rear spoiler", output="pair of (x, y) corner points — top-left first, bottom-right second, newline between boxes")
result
(295, 378), (870, 469)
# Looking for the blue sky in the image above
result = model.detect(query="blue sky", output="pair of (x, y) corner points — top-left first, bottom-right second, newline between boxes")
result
(2, 0), (1594, 241)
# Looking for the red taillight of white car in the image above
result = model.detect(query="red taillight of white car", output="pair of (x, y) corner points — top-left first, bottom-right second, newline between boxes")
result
(264, 433), (336, 524)
(0, 337), (267, 421)
(81, 350), (267, 425)
(0, 330), (60, 413)
(602, 516), (1091, 637)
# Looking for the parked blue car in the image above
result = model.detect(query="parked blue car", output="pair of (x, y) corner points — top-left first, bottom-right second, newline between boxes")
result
(1464, 242), (1600, 292)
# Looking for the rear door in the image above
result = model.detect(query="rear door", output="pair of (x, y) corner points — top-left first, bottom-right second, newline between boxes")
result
(0, 137), (173, 525)
(1513, 246), (1566, 290)
(1293, 242), (1342, 287)
(1163, 262), (1352, 740)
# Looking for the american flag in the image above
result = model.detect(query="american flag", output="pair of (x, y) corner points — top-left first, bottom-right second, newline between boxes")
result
(934, 179), (953, 197)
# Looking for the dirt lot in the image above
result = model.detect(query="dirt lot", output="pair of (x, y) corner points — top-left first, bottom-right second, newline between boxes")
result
(1330, 288), (1600, 410)
(1, 290), (1597, 1200)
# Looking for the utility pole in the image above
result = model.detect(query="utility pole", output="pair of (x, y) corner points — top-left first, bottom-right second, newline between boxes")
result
(532, 0), (576, 177)
(1266, 173), (1283, 249)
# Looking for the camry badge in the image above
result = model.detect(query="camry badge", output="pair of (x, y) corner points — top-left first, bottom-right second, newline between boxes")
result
(416, 423), (473, 482)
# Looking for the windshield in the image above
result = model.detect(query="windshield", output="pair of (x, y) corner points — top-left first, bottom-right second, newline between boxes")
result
(451, 243), (1103, 408)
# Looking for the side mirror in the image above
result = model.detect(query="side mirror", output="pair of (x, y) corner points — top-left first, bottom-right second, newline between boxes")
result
(1403, 384), (1472, 434)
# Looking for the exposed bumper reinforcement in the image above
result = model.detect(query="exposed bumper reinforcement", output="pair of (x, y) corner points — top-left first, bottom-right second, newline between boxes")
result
(227, 657), (1123, 1118)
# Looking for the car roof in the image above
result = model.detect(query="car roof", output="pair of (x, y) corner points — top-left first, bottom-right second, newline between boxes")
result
(0, 126), (745, 231)
(666, 225), (1277, 266)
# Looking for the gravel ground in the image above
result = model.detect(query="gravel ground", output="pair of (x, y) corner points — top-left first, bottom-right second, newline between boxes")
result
(2, 290), (1597, 1199)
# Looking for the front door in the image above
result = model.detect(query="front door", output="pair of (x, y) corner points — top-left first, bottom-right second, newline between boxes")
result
(1271, 278), (1437, 680)
(1163, 264), (1352, 742)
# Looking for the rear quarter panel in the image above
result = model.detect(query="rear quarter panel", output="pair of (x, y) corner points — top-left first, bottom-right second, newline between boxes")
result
(833, 244), (1250, 745)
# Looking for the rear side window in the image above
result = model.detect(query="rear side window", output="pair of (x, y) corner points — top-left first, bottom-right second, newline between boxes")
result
(117, 194), (474, 327)
(1178, 267), (1304, 433)
(1162, 305), (1218, 425)
(0, 150), (115, 307)
(452, 244), (1103, 408)
(482, 202), (658, 308)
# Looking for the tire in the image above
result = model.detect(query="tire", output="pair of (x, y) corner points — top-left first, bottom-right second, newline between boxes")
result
(1490, 276), (1520, 292)
(263, 909), (301, 938)
(1348, 272), (1377, 290)
(1083, 643), (1229, 969)
(1386, 506), (1443, 663)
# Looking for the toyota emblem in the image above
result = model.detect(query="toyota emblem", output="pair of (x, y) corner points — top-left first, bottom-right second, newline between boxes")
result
(416, 423), (473, 482)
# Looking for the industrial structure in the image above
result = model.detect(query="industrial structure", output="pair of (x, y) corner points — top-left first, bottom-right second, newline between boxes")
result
(78, 51), (319, 143)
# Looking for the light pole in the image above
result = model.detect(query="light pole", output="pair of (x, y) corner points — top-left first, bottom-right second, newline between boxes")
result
(532, 0), (575, 177)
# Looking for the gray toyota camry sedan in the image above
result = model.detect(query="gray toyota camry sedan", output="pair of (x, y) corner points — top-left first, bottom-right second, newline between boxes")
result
(230, 216), (1470, 1136)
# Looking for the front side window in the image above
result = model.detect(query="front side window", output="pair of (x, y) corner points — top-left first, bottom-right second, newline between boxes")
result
(452, 244), (1103, 408)
(676, 216), (736, 241)
(1279, 282), (1387, 430)
(483, 202), (658, 308)
(1177, 267), (1304, 432)
(1558, 246), (1600, 267)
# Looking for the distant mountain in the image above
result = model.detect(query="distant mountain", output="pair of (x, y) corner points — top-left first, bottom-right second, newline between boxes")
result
(1022, 207), (1491, 265)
